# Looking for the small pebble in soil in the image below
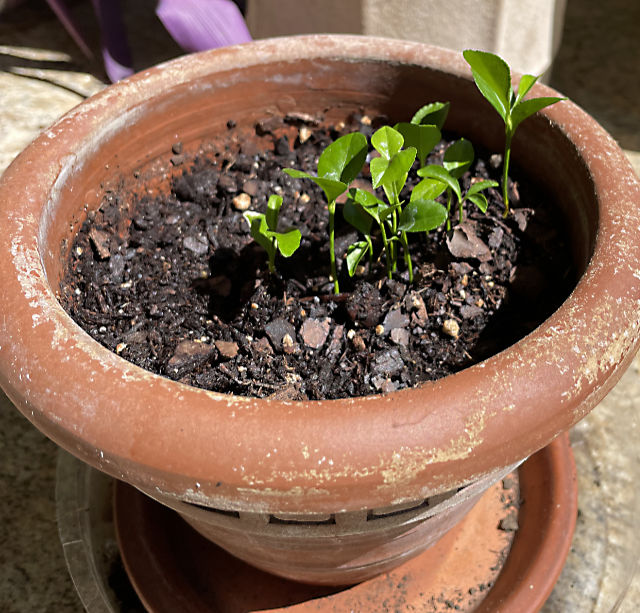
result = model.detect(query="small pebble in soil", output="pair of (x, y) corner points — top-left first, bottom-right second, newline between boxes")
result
(233, 193), (252, 211)
(442, 319), (460, 338)
(300, 317), (331, 349)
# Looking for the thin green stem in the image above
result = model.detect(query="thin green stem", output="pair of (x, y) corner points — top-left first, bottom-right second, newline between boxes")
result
(400, 231), (413, 283)
(379, 222), (393, 280)
(502, 130), (513, 218)
(328, 201), (339, 294)
(446, 189), (452, 231)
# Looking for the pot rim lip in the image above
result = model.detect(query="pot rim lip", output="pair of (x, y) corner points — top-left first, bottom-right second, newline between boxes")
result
(1, 35), (640, 507)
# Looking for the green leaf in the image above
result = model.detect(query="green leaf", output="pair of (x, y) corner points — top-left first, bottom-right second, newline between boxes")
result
(515, 74), (539, 105)
(466, 193), (489, 213)
(372, 147), (417, 197)
(511, 96), (565, 131)
(244, 212), (276, 260)
(273, 228), (302, 257)
(346, 241), (371, 276)
(411, 178), (447, 201)
(266, 194), (283, 231)
(378, 202), (401, 223)
(411, 101), (450, 130)
(371, 126), (404, 160)
(317, 132), (368, 184)
(369, 156), (389, 190)
(443, 138), (474, 179)
(343, 196), (374, 236)
(465, 179), (498, 198)
(347, 187), (386, 223)
(282, 168), (312, 180)
(283, 168), (347, 203)
(398, 199), (447, 232)
(394, 122), (441, 167)
(418, 165), (462, 202)
(463, 49), (512, 121)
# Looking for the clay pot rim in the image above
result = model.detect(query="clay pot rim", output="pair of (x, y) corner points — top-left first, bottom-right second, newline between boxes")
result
(1, 35), (639, 511)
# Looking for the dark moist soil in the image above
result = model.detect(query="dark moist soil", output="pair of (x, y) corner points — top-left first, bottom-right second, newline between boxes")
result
(59, 112), (576, 400)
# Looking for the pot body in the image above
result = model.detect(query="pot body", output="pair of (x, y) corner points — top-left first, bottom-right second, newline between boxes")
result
(1, 36), (639, 584)
(139, 463), (517, 584)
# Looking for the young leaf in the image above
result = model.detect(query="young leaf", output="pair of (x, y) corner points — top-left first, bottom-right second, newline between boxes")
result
(283, 169), (347, 204)
(515, 74), (539, 104)
(465, 179), (499, 198)
(466, 193), (489, 213)
(462, 49), (511, 121)
(394, 122), (441, 167)
(265, 194), (283, 231)
(411, 178), (447, 202)
(347, 187), (386, 224)
(398, 199), (447, 232)
(372, 147), (417, 197)
(317, 132), (368, 184)
(343, 196), (374, 236)
(417, 165), (462, 202)
(244, 212), (276, 265)
(371, 126), (404, 160)
(346, 241), (371, 276)
(411, 101), (450, 130)
(272, 228), (302, 257)
(511, 96), (566, 131)
(443, 138), (474, 179)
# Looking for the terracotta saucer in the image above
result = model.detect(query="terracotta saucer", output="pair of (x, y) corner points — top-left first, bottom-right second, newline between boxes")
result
(114, 433), (577, 612)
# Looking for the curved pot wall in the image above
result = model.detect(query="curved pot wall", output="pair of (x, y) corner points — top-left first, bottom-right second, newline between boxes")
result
(0, 36), (638, 521)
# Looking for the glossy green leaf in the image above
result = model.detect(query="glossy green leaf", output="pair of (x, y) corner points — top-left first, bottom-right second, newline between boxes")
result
(371, 126), (404, 160)
(317, 132), (368, 184)
(283, 168), (347, 203)
(411, 101), (450, 130)
(466, 193), (489, 213)
(394, 122), (441, 167)
(515, 74), (539, 105)
(398, 199), (447, 232)
(411, 178), (447, 201)
(463, 49), (511, 121)
(347, 187), (386, 223)
(369, 156), (389, 190)
(343, 197), (374, 236)
(346, 241), (371, 276)
(371, 147), (416, 195)
(443, 138), (474, 179)
(265, 194), (283, 231)
(511, 96), (565, 131)
(282, 168), (312, 180)
(272, 228), (302, 257)
(465, 179), (498, 198)
(418, 164), (462, 202)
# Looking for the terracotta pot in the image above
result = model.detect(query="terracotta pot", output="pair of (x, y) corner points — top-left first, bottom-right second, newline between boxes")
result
(1, 36), (639, 585)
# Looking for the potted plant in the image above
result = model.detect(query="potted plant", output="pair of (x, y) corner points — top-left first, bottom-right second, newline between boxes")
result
(0, 35), (639, 588)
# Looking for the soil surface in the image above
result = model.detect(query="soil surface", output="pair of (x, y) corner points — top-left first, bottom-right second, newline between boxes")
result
(59, 112), (575, 400)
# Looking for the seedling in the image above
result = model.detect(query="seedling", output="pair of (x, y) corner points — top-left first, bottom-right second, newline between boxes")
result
(417, 138), (498, 230)
(344, 125), (447, 282)
(283, 132), (367, 293)
(463, 49), (565, 217)
(243, 194), (302, 274)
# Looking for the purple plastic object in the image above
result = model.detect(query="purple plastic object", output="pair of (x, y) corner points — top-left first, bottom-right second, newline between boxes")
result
(91, 0), (134, 82)
(44, 0), (251, 82)
(156, 0), (252, 53)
